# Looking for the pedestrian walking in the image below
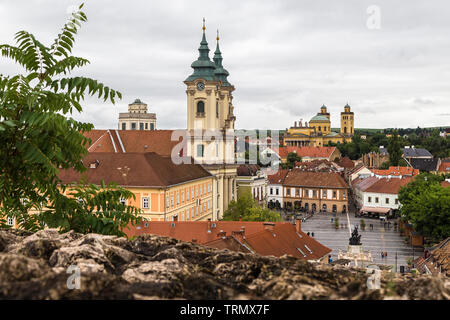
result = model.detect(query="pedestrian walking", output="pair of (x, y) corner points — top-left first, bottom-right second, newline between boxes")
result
(381, 252), (384, 259)
(311, 232), (315, 237)
(385, 251), (388, 257)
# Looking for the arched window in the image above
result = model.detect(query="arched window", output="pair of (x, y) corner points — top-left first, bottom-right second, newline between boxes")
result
(197, 101), (205, 114)
(318, 126), (321, 131)
(344, 127), (347, 133)
(216, 101), (219, 118)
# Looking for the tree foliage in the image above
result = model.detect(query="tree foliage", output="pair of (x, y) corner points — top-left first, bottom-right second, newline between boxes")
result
(281, 152), (302, 169)
(398, 173), (450, 241)
(40, 181), (141, 236)
(387, 131), (402, 166)
(338, 127), (450, 160)
(0, 4), (140, 235)
(223, 192), (282, 222)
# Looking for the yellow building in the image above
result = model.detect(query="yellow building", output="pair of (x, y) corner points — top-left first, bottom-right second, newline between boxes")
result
(57, 152), (215, 222)
(284, 104), (354, 147)
(184, 21), (238, 219)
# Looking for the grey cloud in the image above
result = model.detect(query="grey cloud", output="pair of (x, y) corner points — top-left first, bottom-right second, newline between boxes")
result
(1, 0), (450, 130)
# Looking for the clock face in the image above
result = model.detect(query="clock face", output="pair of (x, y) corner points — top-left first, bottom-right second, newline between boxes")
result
(197, 82), (205, 91)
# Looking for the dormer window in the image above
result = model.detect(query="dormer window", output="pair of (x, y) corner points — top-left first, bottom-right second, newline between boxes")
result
(89, 160), (99, 169)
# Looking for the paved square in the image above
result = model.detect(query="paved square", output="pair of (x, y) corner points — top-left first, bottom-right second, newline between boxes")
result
(300, 212), (423, 269)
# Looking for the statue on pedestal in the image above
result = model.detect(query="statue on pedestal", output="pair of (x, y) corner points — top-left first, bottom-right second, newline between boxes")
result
(349, 226), (362, 245)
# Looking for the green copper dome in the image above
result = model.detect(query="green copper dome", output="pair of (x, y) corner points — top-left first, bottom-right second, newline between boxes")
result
(131, 98), (144, 104)
(213, 35), (232, 87)
(185, 26), (216, 82)
(310, 115), (330, 122)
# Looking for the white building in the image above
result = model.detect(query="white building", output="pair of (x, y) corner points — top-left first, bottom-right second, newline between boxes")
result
(236, 165), (268, 207)
(352, 176), (412, 216)
(266, 169), (289, 209)
(118, 99), (156, 131)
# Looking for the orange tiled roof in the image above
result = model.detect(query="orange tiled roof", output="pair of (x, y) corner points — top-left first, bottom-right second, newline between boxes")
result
(58, 152), (212, 187)
(278, 146), (336, 159)
(372, 166), (419, 177)
(284, 169), (349, 189)
(125, 221), (331, 261)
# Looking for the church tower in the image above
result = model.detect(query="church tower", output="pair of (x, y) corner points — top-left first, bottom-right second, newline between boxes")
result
(340, 103), (354, 137)
(184, 20), (238, 220)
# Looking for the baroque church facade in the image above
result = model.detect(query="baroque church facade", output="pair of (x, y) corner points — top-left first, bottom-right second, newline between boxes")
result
(283, 104), (355, 147)
(184, 20), (238, 220)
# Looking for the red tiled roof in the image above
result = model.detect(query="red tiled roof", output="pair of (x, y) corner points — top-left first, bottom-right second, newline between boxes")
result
(58, 152), (212, 187)
(414, 238), (450, 276)
(336, 157), (355, 169)
(352, 176), (379, 192)
(125, 221), (276, 243)
(278, 146), (337, 159)
(125, 221), (331, 261)
(372, 166), (419, 177)
(237, 164), (260, 176)
(438, 162), (450, 173)
(364, 177), (413, 195)
(294, 160), (338, 172)
(244, 224), (331, 260)
(205, 237), (251, 253)
(284, 169), (349, 189)
(84, 129), (182, 156)
(267, 169), (289, 184)
(441, 181), (450, 188)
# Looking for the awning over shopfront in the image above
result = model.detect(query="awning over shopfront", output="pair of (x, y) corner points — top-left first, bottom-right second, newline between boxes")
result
(360, 206), (391, 214)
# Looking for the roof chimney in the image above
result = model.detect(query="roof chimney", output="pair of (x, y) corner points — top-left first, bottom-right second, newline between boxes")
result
(217, 230), (227, 238)
(89, 160), (99, 169)
(263, 222), (275, 231)
(232, 229), (245, 242)
(295, 219), (302, 233)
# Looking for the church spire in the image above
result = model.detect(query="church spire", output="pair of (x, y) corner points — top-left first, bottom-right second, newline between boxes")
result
(213, 29), (232, 87)
(185, 18), (216, 82)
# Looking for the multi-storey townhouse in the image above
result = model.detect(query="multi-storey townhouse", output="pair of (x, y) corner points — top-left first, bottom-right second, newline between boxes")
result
(282, 170), (349, 213)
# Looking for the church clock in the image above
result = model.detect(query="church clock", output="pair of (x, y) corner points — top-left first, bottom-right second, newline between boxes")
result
(196, 82), (205, 91)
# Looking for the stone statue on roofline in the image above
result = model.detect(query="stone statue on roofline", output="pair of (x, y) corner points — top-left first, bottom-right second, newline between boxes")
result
(349, 226), (362, 245)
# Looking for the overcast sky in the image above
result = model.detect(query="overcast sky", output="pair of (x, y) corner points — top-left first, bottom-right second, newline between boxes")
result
(1, 0), (449, 130)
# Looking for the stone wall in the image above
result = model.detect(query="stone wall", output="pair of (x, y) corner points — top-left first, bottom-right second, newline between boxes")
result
(0, 228), (448, 299)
